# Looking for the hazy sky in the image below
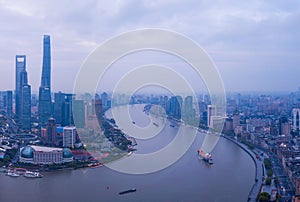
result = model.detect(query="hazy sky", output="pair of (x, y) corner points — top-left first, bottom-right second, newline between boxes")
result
(1, 0), (300, 93)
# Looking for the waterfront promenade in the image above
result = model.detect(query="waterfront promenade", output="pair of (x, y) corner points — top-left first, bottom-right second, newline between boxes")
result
(222, 135), (264, 202)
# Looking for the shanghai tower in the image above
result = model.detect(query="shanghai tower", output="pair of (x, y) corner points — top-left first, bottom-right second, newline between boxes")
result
(38, 35), (52, 128)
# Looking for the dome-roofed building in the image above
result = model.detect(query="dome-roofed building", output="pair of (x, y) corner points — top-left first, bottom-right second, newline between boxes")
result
(20, 146), (34, 158)
(19, 145), (73, 165)
(63, 148), (73, 160)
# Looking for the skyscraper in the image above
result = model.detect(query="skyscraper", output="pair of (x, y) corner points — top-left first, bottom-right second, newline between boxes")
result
(184, 96), (193, 114)
(63, 126), (77, 148)
(41, 35), (51, 87)
(6, 91), (13, 117)
(45, 117), (57, 146)
(53, 92), (65, 124)
(15, 55), (31, 130)
(292, 108), (300, 132)
(38, 35), (52, 128)
(72, 99), (85, 128)
(279, 116), (291, 135)
(232, 110), (240, 130)
(20, 70), (31, 130)
(101, 92), (108, 108)
(62, 94), (74, 126)
(15, 55), (26, 122)
(207, 105), (216, 128)
(166, 96), (182, 119)
(0, 91), (12, 117)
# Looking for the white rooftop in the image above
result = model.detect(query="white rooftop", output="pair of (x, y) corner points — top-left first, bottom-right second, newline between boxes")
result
(64, 126), (76, 130)
(30, 145), (63, 152)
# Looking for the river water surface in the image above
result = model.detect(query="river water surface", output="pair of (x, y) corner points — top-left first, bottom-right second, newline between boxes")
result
(0, 104), (255, 202)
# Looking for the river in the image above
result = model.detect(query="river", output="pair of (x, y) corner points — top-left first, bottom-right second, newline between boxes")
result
(0, 104), (255, 202)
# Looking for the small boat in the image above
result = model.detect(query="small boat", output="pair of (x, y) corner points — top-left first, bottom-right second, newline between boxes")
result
(197, 149), (213, 165)
(6, 170), (20, 177)
(119, 188), (137, 195)
(24, 171), (43, 178)
(88, 162), (103, 168)
(153, 123), (159, 127)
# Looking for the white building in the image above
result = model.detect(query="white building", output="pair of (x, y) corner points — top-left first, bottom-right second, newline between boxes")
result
(63, 126), (77, 148)
(19, 145), (73, 165)
(292, 108), (300, 132)
(210, 116), (225, 131)
(207, 105), (216, 128)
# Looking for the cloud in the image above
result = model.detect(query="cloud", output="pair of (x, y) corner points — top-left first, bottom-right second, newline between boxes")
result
(0, 0), (300, 92)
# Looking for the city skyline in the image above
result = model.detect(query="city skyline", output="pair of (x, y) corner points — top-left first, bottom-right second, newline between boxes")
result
(1, 1), (300, 93)
(2, 2), (300, 201)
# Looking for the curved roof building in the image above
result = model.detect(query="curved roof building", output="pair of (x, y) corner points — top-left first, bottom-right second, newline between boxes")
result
(63, 148), (73, 158)
(19, 145), (73, 165)
(20, 146), (34, 158)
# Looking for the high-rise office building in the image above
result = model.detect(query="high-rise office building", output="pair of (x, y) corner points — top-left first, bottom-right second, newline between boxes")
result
(45, 117), (57, 146)
(63, 126), (77, 148)
(183, 96), (196, 121)
(20, 77), (31, 130)
(184, 96), (193, 113)
(223, 117), (233, 133)
(0, 91), (12, 117)
(62, 94), (73, 126)
(207, 105), (216, 128)
(101, 92), (108, 108)
(15, 55), (31, 130)
(161, 95), (168, 109)
(176, 96), (183, 117)
(281, 122), (291, 136)
(232, 110), (240, 130)
(95, 97), (102, 126)
(73, 99), (85, 128)
(15, 55), (26, 122)
(0, 91), (5, 110)
(279, 116), (291, 136)
(53, 92), (65, 124)
(53, 92), (75, 127)
(166, 96), (182, 119)
(6, 91), (12, 117)
(38, 86), (51, 127)
(20, 70), (31, 130)
(21, 85), (31, 130)
(292, 108), (300, 132)
(38, 35), (52, 128)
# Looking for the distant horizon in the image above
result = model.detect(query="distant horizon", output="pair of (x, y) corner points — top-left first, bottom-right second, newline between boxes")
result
(6, 89), (297, 97)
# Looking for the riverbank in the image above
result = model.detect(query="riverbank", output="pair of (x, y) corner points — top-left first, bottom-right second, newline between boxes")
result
(222, 135), (264, 202)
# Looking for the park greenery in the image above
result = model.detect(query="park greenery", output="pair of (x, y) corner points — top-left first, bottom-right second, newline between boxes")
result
(265, 177), (272, 185)
(264, 158), (272, 170)
(258, 192), (270, 202)
(263, 158), (274, 186)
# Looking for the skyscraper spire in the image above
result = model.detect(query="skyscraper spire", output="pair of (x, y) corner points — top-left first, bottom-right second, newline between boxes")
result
(38, 35), (52, 128)
(41, 35), (51, 88)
